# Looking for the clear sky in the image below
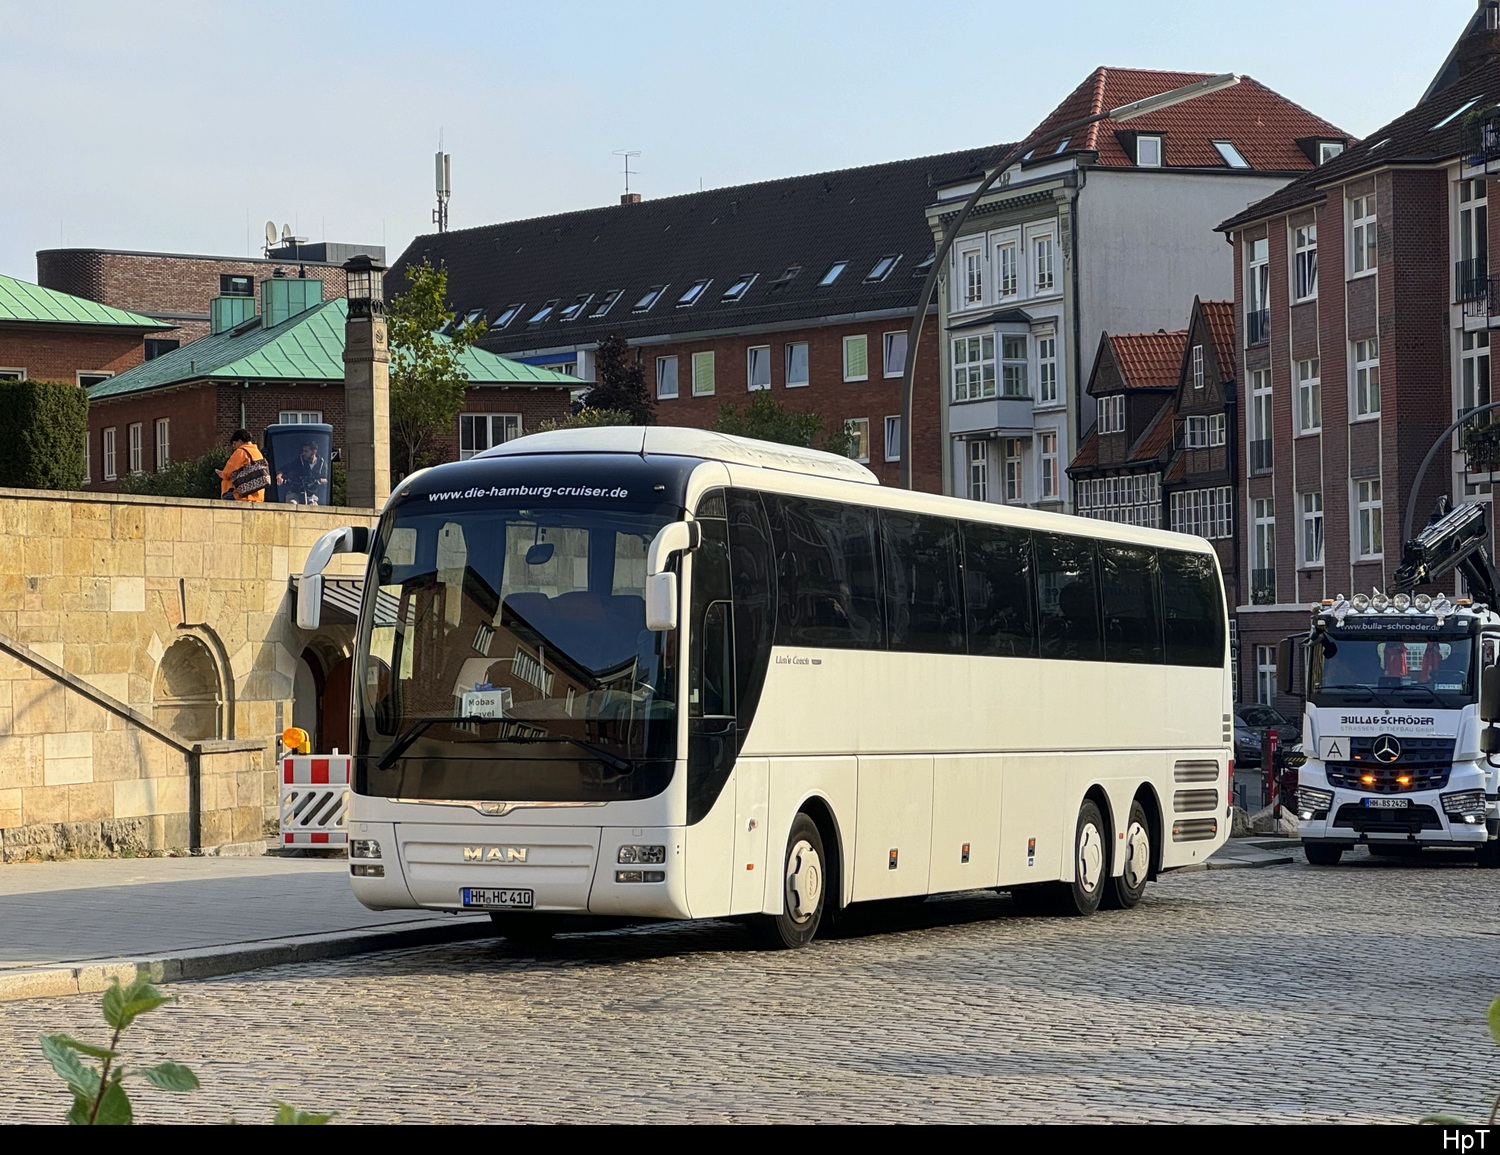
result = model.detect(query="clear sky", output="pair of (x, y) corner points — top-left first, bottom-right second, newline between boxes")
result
(0, 0), (1480, 282)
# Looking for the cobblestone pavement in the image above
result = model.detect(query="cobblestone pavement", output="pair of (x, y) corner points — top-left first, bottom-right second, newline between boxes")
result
(2, 848), (1496, 1124)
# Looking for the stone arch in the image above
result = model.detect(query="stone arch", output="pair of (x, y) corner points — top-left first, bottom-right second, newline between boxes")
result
(153, 633), (226, 741)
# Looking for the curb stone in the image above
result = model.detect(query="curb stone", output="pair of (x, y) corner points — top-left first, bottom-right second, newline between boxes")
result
(0, 916), (494, 1003)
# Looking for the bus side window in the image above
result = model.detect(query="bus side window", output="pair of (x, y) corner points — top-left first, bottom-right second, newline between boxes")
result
(881, 510), (963, 654)
(1099, 544), (1162, 664)
(1035, 532), (1102, 662)
(961, 521), (1036, 658)
(767, 494), (884, 650)
(1160, 550), (1225, 667)
(688, 518), (734, 718)
(726, 491), (775, 720)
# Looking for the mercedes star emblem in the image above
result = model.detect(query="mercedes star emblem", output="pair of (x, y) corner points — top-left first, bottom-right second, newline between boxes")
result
(1372, 734), (1402, 764)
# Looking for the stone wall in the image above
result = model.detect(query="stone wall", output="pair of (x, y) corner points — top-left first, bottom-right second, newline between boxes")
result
(0, 487), (375, 860)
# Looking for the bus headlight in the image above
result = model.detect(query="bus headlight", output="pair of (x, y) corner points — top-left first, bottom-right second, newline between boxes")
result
(350, 839), (382, 860)
(1297, 787), (1333, 821)
(1441, 790), (1487, 822)
(618, 845), (665, 864)
(615, 870), (666, 883)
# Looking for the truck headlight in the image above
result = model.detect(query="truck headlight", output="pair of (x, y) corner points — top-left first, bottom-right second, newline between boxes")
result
(1441, 790), (1487, 821)
(1297, 787), (1333, 821)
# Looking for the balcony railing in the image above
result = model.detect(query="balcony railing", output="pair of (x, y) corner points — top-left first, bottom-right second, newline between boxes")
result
(1246, 308), (1270, 345)
(1463, 113), (1500, 168)
(1249, 438), (1273, 473)
(1251, 568), (1277, 606)
(1457, 257), (1489, 303)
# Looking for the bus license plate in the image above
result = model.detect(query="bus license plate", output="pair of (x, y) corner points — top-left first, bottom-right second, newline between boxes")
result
(1363, 797), (1409, 809)
(461, 888), (534, 909)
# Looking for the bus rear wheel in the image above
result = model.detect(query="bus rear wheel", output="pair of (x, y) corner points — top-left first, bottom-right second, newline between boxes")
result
(752, 813), (827, 950)
(1104, 799), (1151, 910)
(1011, 800), (1107, 917)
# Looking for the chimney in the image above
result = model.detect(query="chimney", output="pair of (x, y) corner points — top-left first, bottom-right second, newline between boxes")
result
(1456, 1), (1500, 80)
(621, 192), (642, 205)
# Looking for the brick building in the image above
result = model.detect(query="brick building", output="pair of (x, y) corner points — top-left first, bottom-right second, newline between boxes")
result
(386, 149), (1006, 493)
(0, 272), (169, 387)
(1216, 1), (1500, 707)
(37, 241), (383, 348)
(84, 274), (576, 491)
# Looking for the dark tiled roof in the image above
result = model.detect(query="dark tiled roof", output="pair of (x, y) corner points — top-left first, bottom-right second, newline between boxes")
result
(1218, 20), (1500, 231)
(1199, 299), (1237, 381)
(387, 146), (1009, 354)
(1109, 330), (1187, 391)
(1021, 68), (1346, 171)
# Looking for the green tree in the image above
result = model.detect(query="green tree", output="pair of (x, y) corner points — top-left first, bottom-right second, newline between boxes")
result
(712, 390), (852, 456)
(387, 259), (486, 478)
(537, 408), (634, 432)
(582, 335), (654, 424)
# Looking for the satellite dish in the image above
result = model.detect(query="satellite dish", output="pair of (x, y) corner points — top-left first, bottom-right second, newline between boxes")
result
(281, 224), (293, 240)
(264, 221), (277, 246)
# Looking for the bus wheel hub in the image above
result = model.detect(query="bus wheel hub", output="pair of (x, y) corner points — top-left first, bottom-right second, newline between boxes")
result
(1124, 821), (1150, 888)
(786, 839), (822, 922)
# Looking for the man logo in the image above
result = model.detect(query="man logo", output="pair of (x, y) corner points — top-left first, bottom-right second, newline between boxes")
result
(1372, 735), (1402, 764)
(462, 846), (528, 862)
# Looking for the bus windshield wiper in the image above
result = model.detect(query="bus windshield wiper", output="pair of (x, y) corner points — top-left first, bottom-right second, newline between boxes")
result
(377, 716), (485, 771)
(497, 734), (633, 773)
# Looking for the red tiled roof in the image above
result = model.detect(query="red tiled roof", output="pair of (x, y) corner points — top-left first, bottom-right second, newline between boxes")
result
(1068, 428), (1100, 473)
(1128, 406), (1176, 465)
(1199, 300), (1236, 381)
(1023, 68), (1346, 172)
(1109, 330), (1187, 391)
(1163, 453), (1188, 484)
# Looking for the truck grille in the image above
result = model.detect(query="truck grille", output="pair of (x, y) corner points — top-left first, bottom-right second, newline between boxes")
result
(1331, 803), (1442, 834)
(1325, 763), (1451, 792)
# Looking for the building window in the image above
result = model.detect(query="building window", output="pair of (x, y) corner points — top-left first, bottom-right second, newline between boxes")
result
(1300, 491), (1324, 567)
(1001, 335), (1028, 397)
(1099, 395), (1125, 434)
(676, 279), (711, 307)
(633, 285), (667, 312)
(1462, 329), (1491, 413)
(0, 368), (27, 380)
(103, 428), (116, 481)
(1168, 487), (1232, 539)
(1293, 222), (1318, 302)
(1353, 337), (1380, 418)
(1213, 140), (1250, 168)
(1136, 134), (1163, 167)
(1319, 141), (1345, 163)
(996, 239), (1018, 298)
(951, 335), (995, 401)
(746, 345), (771, 391)
(1356, 479), (1383, 558)
(883, 331), (907, 378)
(656, 356), (679, 400)
(1036, 333), (1057, 404)
(1296, 359), (1322, 434)
(1252, 498), (1276, 604)
(1002, 438), (1023, 502)
(1350, 193), (1377, 275)
(1032, 233), (1055, 295)
(77, 372), (112, 389)
(843, 335), (869, 382)
(692, 351), (715, 396)
(1247, 236), (1269, 344)
(721, 273), (757, 303)
(1183, 414), (1227, 449)
(1038, 431), (1058, 500)
(884, 416), (901, 461)
(83, 432), (91, 484)
(961, 249), (983, 306)
(968, 440), (989, 502)
(785, 342), (809, 388)
(527, 299), (559, 324)
(144, 339), (179, 361)
(818, 261), (848, 288)
(1192, 344), (1204, 389)
(155, 418), (170, 470)
(220, 274), (253, 296)
(590, 290), (624, 318)
(865, 255), (900, 283)
(127, 423), (143, 474)
(1458, 178), (1488, 302)
(1249, 369), (1272, 471)
(280, 410), (323, 424)
(1255, 645), (1277, 706)
(1077, 472), (1161, 527)
(557, 293), (594, 322)
(458, 413), (521, 460)
(491, 303), (524, 329)
(845, 418), (870, 463)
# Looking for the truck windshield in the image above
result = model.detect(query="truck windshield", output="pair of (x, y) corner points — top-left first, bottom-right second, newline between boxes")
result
(352, 501), (679, 803)
(1308, 631), (1475, 708)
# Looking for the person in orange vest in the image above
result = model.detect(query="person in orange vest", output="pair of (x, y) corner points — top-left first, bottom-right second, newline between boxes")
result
(217, 428), (270, 502)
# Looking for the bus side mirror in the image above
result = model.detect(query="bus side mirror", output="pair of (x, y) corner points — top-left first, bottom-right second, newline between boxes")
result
(297, 524), (371, 631)
(297, 573), (323, 630)
(1481, 664), (1500, 722)
(1276, 637), (1296, 695)
(645, 572), (678, 632)
(1481, 725), (1500, 756)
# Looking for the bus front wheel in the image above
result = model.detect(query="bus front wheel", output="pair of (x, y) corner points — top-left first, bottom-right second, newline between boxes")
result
(752, 813), (827, 950)
(1303, 842), (1344, 866)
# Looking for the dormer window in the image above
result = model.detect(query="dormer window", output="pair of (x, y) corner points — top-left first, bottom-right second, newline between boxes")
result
(818, 261), (848, 287)
(1212, 140), (1250, 169)
(1136, 135), (1163, 167)
(721, 273), (757, 302)
(676, 278), (711, 307)
(865, 254), (901, 283)
(527, 299), (559, 324)
(1318, 141), (1345, 163)
(633, 285), (667, 312)
(558, 293), (594, 322)
(492, 303), (524, 329)
(1099, 394), (1125, 434)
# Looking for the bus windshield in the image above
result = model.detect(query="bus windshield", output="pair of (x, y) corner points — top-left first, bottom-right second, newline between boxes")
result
(353, 501), (679, 803)
(1308, 629), (1475, 709)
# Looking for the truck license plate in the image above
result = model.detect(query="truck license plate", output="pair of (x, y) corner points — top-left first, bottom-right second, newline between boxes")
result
(461, 888), (534, 909)
(1362, 797), (1409, 809)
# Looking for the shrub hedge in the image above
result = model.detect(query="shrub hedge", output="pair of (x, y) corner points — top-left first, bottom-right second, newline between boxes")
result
(0, 379), (88, 490)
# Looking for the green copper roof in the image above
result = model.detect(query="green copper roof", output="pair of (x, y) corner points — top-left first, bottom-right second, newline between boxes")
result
(0, 274), (171, 330)
(89, 297), (583, 400)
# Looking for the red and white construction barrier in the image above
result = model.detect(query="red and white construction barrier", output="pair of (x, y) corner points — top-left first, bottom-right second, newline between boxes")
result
(279, 755), (352, 846)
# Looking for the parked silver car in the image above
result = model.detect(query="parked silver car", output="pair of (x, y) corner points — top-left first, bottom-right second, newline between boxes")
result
(1233, 704), (1299, 769)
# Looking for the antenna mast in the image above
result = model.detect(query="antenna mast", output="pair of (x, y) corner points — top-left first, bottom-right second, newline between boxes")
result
(434, 134), (452, 233)
(613, 149), (641, 201)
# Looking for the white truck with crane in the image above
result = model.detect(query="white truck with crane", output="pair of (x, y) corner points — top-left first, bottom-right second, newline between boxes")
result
(1281, 499), (1500, 865)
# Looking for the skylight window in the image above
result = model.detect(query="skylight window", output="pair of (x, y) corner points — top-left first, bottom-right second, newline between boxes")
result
(721, 273), (758, 302)
(912, 251), (936, 276)
(819, 261), (848, 288)
(1370, 137), (1390, 150)
(865, 254), (901, 283)
(492, 303), (524, 329)
(527, 299), (559, 324)
(461, 308), (485, 327)
(766, 266), (801, 292)
(633, 285), (667, 312)
(677, 278), (711, 307)
(591, 289), (624, 317)
(1433, 97), (1483, 130)
(558, 293), (594, 322)
(1212, 140), (1250, 169)
(1054, 137), (1071, 154)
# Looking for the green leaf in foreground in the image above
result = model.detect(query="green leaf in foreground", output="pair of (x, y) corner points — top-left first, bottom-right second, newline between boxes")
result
(91, 1081), (133, 1126)
(1488, 996), (1500, 1049)
(141, 1062), (200, 1092)
(274, 1102), (336, 1125)
(51, 1034), (118, 1061)
(40, 1035), (101, 1098)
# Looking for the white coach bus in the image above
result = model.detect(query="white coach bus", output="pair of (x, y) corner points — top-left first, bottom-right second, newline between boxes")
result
(298, 427), (1232, 949)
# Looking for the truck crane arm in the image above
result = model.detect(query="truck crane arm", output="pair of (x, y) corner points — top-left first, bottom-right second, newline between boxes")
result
(1392, 497), (1500, 608)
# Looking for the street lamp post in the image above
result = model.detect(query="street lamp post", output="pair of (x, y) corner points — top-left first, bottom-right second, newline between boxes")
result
(343, 254), (392, 510)
(897, 73), (1242, 490)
